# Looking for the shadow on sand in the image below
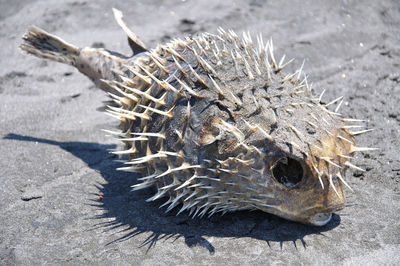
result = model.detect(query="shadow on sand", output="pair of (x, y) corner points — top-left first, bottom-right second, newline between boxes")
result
(5, 133), (341, 254)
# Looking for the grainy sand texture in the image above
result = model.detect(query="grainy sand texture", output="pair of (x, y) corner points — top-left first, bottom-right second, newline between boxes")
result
(1, 0), (399, 265)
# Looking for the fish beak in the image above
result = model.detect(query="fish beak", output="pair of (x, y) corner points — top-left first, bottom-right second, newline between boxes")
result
(307, 212), (332, 226)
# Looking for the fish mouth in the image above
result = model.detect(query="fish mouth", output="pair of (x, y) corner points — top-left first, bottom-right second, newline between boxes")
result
(307, 212), (332, 226)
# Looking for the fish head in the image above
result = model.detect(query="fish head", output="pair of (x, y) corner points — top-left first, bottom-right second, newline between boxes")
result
(258, 132), (351, 226)
(197, 98), (357, 226)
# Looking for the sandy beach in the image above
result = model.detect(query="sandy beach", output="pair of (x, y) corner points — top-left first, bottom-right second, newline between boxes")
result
(1, 0), (399, 264)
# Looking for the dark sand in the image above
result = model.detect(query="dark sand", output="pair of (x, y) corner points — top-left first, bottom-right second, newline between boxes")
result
(1, 0), (399, 264)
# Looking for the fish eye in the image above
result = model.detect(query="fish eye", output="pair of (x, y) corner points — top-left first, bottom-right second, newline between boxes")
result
(271, 157), (304, 187)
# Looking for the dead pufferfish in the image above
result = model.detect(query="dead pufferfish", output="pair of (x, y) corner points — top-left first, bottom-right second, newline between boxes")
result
(19, 9), (374, 226)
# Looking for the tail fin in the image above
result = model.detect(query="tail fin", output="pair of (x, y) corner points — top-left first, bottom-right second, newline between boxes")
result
(20, 26), (80, 66)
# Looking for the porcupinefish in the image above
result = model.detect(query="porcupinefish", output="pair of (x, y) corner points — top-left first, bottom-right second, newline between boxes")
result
(19, 8), (374, 226)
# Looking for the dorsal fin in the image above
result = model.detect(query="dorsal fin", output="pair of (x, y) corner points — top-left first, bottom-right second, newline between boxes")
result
(112, 8), (147, 55)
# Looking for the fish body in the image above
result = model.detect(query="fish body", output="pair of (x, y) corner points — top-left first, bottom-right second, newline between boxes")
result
(19, 9), (372, 226)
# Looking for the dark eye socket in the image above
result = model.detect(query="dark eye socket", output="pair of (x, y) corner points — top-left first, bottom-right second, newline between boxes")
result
(271, 157), (304, 187)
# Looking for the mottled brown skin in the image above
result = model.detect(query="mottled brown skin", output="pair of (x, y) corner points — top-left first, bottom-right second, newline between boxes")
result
(266, 129), (355, 224)
(20, 21), (363, 226)
(76, 47), (131, 95)
(262, 146), (346, 224)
